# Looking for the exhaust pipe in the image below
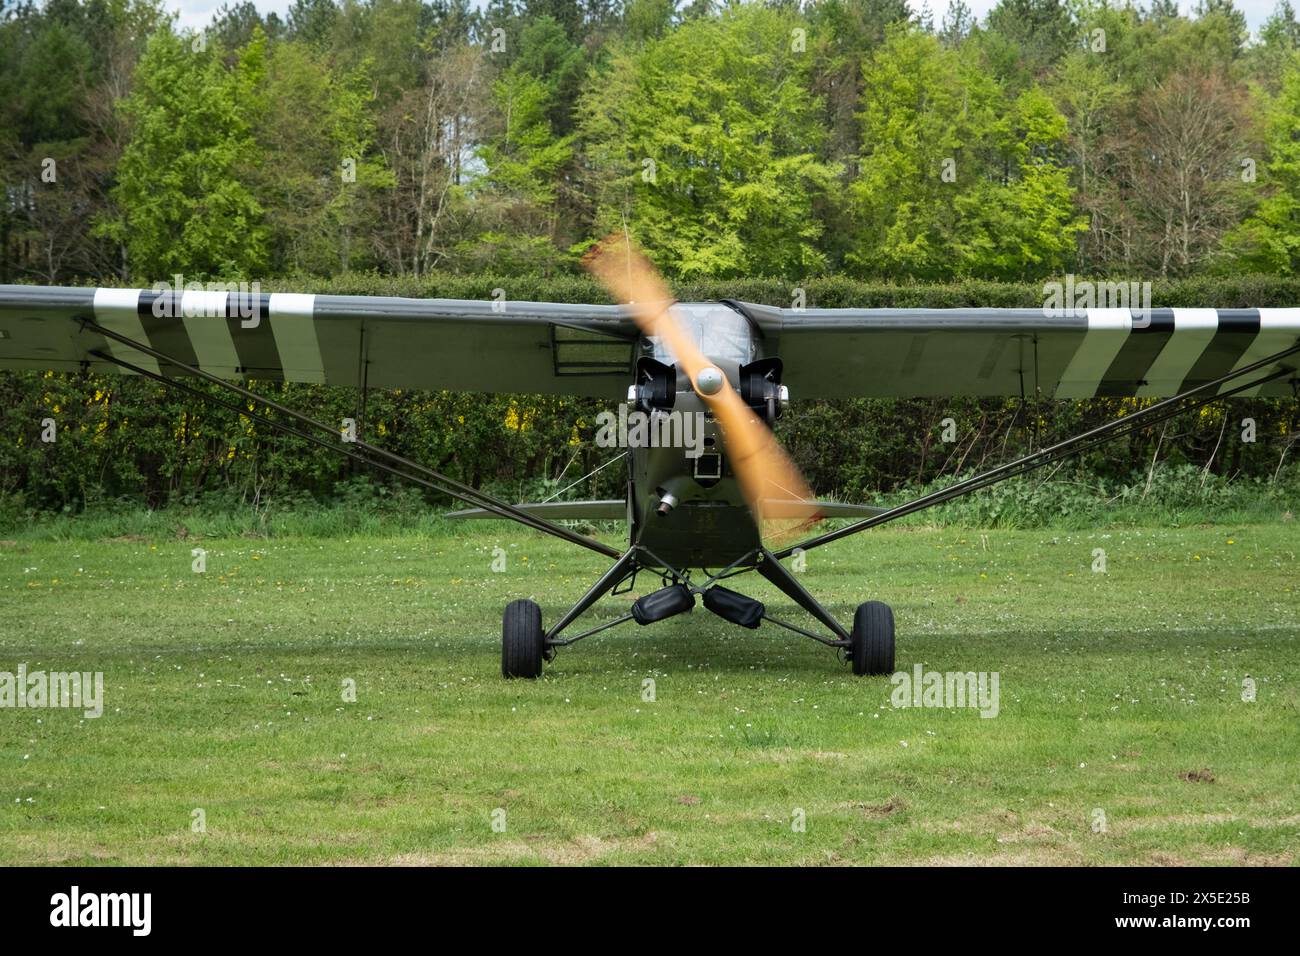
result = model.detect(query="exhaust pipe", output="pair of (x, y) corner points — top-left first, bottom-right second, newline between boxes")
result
(654, 476), (692, 516)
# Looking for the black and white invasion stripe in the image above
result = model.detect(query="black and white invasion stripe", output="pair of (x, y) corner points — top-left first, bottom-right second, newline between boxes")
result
(91, 288), (322, 382)
(1055, 307), (1300, 399)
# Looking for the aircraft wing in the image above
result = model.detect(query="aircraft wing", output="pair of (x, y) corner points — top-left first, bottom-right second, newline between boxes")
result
(738, 304), (1300, 399)
(0, 285), (639, 397)
(4, 286), (1297, 400)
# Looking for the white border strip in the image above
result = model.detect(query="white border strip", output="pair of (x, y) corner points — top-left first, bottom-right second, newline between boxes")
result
(1054, 308), (1132, 398)
(180, 290), (240, 378)
(92, 288), (160, 376)
(1136, 308), (1218, 398)
(268, 294), (324, 384)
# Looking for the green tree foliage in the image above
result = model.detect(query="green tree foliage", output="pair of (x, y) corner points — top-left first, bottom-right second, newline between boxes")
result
(1221, 54), (1300, 273)
(254, 42), (393, 274)
(96, 27), (269, 279)
(982, 0), (1075, 83)
(286, 0), (340, 46)
(0, 0), (1294, 283)
(622, 0), (675, 44)
(806, 0), (913, 265)
(1251, 1), (1300, 92)
(578, 4), (839, 277)
(0, 0), (168, 281)
(208, 1), (285, 50)
(465, 16), (582, 272)
(1194, 0), (1249, 55)
(847, 27), (1083, 279)
(1049, 47), (1127, 272)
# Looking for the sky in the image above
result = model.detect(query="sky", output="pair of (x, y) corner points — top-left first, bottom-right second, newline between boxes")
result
(164, 0), (1285, 37)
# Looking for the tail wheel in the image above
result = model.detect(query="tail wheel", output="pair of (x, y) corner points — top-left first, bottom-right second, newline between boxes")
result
(502, 599), (545, 679)
(850, 601), (895, 676)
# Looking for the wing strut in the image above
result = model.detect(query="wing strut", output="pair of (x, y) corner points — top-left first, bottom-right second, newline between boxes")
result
(775, 342), (1300, 559)
(79, 320), (621, 559)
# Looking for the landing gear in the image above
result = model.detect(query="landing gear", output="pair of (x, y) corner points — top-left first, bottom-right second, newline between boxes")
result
(502, 599), (545, 679)
(850, 600), (895, 676)
(500, 548), (898, 678)
(501, 548), (707, 679)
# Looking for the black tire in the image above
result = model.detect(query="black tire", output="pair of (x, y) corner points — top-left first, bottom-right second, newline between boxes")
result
(850, 601), (895, 676)
(502, 599), (545, 679)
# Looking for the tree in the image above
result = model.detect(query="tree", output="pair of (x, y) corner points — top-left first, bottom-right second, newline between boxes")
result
(97, 27), (269, 279)
(253, 41), (393, 274)
(0, 0), (167, 281)
(465, 16), (583, 273)
(1148, 0), (1180, 24)
(522, 0), (583, 39)
(578, 4), (839, 278)
(0, 4), (96, 281)
(286, 0), (339, 46)
(1122, 69), (1250, 276)
(1050, 47), (1128, 272)
(1261, 0), (1300, 46)
(1251, 1), (1300, 93)
(984, 0), (1075, 81)
(352, 0), (426, 104)
(939, 0), (973, 47)
(373, 41), (489, 275)
(808, 0), (912, 178)
(1220, 56), (1300, 273)
(1193, 0), (1247, 56)
(622, 0), (675, 45)
(208, 1), (283, 52)
(847, 27), (1082, 279)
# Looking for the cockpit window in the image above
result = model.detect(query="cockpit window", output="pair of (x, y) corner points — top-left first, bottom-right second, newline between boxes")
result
(643, 303), (756, 366)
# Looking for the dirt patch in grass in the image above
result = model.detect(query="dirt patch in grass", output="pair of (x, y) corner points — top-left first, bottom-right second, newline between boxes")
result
(862, 797), (907, 817)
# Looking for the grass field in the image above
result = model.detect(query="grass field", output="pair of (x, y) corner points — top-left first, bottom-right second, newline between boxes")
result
(1, 518), (1297, 865)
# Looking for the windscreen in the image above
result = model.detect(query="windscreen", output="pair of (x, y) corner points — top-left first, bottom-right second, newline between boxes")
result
(645, 303), (756, 367)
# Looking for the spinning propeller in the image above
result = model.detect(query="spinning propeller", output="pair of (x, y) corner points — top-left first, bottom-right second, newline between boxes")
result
(583, 235), (823, 540)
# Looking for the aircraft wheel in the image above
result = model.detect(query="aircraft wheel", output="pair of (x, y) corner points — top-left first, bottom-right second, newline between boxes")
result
(502, 599), (545, 679)
(850, 601), (895, 676)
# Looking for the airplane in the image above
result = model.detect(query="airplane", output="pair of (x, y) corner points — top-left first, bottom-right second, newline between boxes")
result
(1, 240), (1297, 679)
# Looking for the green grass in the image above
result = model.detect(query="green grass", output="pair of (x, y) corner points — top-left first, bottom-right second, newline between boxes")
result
(1, 518), (1297, 865)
